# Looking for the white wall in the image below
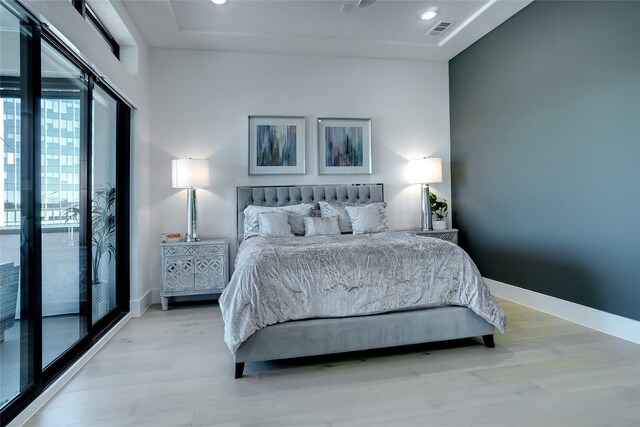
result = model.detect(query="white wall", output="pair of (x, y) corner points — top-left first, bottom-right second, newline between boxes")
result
(149, 49), (451, 301)
(22, 0), (152, 315)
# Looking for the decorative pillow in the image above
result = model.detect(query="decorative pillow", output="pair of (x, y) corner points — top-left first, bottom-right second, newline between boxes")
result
(243, 203), (314, 238)
(319, 201), (388, 233)
(303, 217), (341, 237)
(345, 205), (388, 234)
(258, 212), (293, 237)
(310, 206), (322, 217)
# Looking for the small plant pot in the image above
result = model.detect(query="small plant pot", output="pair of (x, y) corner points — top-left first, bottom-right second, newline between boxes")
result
(92, 281), (109, 321)
(432, 220), (448, 231)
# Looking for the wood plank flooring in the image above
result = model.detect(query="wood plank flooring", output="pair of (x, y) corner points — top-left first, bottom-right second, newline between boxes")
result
(24, 299), (640, 426)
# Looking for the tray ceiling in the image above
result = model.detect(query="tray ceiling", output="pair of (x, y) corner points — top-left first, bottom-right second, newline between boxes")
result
(122, 0), (532, 61)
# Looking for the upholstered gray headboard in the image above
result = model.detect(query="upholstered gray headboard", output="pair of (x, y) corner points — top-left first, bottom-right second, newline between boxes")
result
(237, 184), (384, 243)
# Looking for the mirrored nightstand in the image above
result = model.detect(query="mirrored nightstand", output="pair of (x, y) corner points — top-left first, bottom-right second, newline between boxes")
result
(413, 229), (458, 245)
(159, 238), (229, 310)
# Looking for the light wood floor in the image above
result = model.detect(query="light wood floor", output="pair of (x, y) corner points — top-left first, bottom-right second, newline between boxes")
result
(2, 316), (82, 405)
(24, 298), (640, 426)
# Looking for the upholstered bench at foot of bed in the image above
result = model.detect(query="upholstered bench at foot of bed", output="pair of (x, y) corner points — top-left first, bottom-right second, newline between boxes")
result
(233, 306), (496, 378)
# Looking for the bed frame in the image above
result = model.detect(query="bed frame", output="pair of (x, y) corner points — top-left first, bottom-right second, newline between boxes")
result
(233, 184), (495, 378)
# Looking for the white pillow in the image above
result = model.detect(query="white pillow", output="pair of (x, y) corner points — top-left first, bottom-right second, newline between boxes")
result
(258, 212), (293, 237)
(303, 217), (341, 236)
(345, 205), (388, 234)
(319, 201), (388, 233)
(243, 203), (314, 238)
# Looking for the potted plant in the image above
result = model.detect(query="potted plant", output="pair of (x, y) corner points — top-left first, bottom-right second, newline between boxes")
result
(91, 185), (116, 320)
(430, 192), (448, 230)
(63, 184), (115, 319)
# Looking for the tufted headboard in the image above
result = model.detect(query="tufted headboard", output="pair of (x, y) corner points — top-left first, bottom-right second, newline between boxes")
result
(237, 184), (384, 243)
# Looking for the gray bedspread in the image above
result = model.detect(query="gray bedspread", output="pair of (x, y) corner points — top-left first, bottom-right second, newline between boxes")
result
(220, 231), (506, 354)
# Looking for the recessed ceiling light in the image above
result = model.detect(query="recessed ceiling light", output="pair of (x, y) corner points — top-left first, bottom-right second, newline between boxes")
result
(421, 10), (438, 20)
(211, 0), (227, 4)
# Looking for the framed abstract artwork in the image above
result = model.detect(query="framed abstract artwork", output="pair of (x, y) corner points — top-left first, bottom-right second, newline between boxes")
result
(317, 117), (372, 175)
(248, 116), (306, 175)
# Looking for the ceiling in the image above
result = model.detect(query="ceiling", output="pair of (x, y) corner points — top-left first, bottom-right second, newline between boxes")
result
(121, 0), (532, 61)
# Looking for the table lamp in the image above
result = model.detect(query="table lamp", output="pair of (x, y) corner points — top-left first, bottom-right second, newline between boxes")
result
(172, 158), (209, 242)
(407, 157), (443, 231)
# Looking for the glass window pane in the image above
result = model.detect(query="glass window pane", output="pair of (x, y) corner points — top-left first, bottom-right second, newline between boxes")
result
(0, 0), (32, 409)
(41, 40), (88, 368)
(86, 16), (113, 54)
(91, 85), (117, 323)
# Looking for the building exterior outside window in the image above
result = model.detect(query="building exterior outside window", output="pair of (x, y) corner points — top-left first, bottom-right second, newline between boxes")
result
(1, 97), (81, 227)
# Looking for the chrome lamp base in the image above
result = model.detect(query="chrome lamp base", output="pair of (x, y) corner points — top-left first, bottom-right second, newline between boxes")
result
(419, 183), (433, 231)
(184, 188), (201, 242)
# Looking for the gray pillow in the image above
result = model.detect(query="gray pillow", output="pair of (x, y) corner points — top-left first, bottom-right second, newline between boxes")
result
(243, 203), (314, 238)
(345, 205), (388, 234)
(258, 212), (293, 237)
(303, 217), (341, 236)
(319, 201), (388, 233)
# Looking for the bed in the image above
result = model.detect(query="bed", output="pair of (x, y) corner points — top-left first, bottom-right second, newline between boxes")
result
(220, 184), (506, 378)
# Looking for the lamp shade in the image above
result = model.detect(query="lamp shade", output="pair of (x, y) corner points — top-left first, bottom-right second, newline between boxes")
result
(172, 158), (210, 188)
(407, 157), (443, 184)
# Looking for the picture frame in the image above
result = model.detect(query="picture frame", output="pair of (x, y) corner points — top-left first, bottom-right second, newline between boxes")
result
(317, 117), (372, 175)
(248, 115), (306, 175)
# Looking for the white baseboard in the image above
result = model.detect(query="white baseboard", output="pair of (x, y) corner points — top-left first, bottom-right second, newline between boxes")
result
(151, 288), (161, 304)
(129, 289), (152, 317)
(485, 278), (640, 345)
(8, 313), (133, 427)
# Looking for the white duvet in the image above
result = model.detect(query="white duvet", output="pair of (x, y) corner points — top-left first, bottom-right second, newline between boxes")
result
(220, 231), (506, 354)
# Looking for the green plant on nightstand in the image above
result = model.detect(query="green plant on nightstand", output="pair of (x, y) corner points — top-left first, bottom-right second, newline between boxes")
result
(430, 192), (448, 230)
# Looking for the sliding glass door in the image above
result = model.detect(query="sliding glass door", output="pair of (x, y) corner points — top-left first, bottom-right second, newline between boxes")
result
(40, 40), (89, 367)
(91, 85), (117, 324)
(0, 0), (130, 423)
(0, 1), (34, 410)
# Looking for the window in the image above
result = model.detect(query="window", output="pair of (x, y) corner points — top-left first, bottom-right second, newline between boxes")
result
(1, 91), (82, 227)
(71, 0), (119, 59)
(0, 0), (131, 423)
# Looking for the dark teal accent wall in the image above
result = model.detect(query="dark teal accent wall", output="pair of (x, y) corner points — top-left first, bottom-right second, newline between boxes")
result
(449, 1), (640, 320)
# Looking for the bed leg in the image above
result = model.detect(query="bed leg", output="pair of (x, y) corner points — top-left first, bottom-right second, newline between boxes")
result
(482, 334), (495, 348)
(235, 362), (245, 379)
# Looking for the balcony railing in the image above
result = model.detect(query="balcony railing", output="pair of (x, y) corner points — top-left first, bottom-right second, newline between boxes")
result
(2, 207), (78, 228)
(1, 227), (85, 316)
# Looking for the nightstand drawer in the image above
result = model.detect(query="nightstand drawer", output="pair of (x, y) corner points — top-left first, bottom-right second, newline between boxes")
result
(161, 243), (226, 257)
